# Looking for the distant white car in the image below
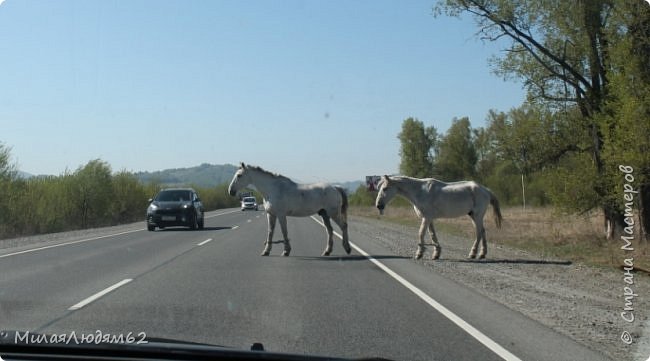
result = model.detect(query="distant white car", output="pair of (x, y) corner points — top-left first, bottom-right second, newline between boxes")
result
(241, 196), (259, 211)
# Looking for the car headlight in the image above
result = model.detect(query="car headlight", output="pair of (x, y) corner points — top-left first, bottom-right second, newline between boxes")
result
(148, 203), (158, 211)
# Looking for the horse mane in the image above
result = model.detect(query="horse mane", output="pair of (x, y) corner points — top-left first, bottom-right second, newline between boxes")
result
(389, 175), (435, 184)
(247, 165), (296, 184)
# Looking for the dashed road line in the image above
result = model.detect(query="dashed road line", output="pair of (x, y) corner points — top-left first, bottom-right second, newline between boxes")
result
(68, 279), (133, 311)
(197, 238), (212, 246)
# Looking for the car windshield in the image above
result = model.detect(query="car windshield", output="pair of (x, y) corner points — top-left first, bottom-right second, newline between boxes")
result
(2, 2), (648, 361)
(156, 190), (191, 202)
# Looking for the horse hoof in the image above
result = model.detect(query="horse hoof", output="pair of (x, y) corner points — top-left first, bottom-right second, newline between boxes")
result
(261, 252), (270, 256)
(322, 251), (331, 256)
(415, 253), (423, 260)
(468, 254), (477, 259)
(282, 251), (290, 256)
(344, 246), (351, 255)
(432, 253), (440, 260)
(478, 254), (486, 259)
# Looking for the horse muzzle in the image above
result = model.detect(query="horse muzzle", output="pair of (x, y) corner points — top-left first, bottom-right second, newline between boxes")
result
(377, 204), (385, 215)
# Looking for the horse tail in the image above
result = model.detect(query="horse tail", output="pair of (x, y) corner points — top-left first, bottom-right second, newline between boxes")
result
(488, 189), (503, 229)
(335, 186), (348, 220)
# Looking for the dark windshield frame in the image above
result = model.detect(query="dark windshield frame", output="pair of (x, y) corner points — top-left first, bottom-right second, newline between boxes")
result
(156, 190), (192, 202)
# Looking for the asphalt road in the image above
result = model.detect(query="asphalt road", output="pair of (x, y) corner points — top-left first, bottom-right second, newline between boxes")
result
(0, 209), (611, 361)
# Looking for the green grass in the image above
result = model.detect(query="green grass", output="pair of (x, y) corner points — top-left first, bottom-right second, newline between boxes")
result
(350, 205), (650, 271)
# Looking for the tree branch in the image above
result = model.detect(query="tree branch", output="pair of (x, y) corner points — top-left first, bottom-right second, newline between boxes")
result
(463, 0), (593, 97)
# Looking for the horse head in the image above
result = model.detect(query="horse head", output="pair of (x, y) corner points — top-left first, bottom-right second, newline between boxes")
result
(375, 175), (397, 215)
(228, 162), (249, 196)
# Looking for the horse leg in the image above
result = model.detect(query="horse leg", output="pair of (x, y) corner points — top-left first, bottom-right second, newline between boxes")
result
(478, 222), (487, 259)
(473, 209), (488, 259)
(320, 211), (334, 256)
(332, 213), (351, 255)
(279, 216), (291, 256)
(262, 213), (276, 256)
(428, 222), (441, 260)
(415, 217), (428, 260)
(468, 216), (481, 259)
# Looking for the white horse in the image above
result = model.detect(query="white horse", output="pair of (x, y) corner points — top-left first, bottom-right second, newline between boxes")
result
(228, 163), (351, 257)
(375, 175), (502, 260)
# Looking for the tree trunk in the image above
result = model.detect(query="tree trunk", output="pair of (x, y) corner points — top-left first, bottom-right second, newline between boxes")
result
(640, 183), (650, 242)
(604, 205), (625, 240)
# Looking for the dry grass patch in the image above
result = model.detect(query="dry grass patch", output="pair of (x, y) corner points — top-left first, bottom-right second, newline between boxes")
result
(350, 205), (649, 271)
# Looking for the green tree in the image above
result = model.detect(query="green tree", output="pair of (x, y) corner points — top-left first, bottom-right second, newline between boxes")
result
(111, 171), (149, 224)
(348, 185), (376, 207)
(0, 143), (18, 236)
(434, 0), (648, 238)
(472, 125), (498, 183)
(435, 117), (477, 181)
(72, 159), (113, 228)
(397, 118), (438, 177)
(600, 0), (650, 240)
(0, 143), (17, 182)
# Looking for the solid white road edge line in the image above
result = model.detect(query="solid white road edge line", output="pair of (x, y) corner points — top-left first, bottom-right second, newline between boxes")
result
(68, 279), (133, 311)
(197, 238), (212, 246)
(309, 216), (522, 361)
(0, 209), (241, 259)
(0, 229), (144, 260)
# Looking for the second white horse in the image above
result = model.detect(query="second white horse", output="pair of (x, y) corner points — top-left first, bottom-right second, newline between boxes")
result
(375, 175), (502, 260)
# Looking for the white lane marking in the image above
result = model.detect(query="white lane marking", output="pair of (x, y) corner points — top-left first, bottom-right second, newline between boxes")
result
(197, 238), (212, 246)
(232, 226), (240, 230)
(0, 209), (242, 259)
(310, 216), (522, 361)
(0, 229), (144, 259)
(68, 279), (133, 310)
(205, 209), (240, 219)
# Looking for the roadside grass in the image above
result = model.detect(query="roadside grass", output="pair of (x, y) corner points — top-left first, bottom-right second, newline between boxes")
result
(350, 205), (650, 271)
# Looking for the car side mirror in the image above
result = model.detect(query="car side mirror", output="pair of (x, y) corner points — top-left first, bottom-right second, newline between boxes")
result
(148, 198), (153, 203)
(195, 198), (201, 202)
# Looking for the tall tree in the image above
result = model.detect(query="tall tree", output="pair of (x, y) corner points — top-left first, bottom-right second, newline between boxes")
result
(0, 143), (17, 236)
(602, 0), (650, 240)
(398, 118), (438, 178)
(72, 159), (113, 228)
(434, 0), (639, 239)
(435, 117), (477, 180)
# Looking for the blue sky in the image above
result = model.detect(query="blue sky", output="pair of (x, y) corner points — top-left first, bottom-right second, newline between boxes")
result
(0, 0), (525, 183)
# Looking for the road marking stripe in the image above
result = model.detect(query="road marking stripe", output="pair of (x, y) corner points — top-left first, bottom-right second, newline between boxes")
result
(197, 238), (212, 246)
(0, 209), (241, 259)
(0, 229), (144, 259)
(232, 226), (240, 230)
(205, 209), (240, 219)
(68, 279), (133, 311)
(310, 216), (522, 361)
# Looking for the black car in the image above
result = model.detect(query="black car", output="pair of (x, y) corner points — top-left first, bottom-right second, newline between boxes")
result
(146, 188), (205, 231)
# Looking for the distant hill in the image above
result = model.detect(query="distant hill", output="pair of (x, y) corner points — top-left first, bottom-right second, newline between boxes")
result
(337, 180), (364, 193)
(134, 163), (239, 188)
(17, 171), (33, 179)
(134, 163), (363, 192)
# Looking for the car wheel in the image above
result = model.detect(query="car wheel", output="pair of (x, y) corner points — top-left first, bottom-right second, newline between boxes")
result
(198, 215), (204, 230)
(189, 213), (197, 230)
(147, 224), (155, 231)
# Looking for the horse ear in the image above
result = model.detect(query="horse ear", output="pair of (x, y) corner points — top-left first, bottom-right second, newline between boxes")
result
(240, 162), (246, 169)
(382, 175), (390, 184)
